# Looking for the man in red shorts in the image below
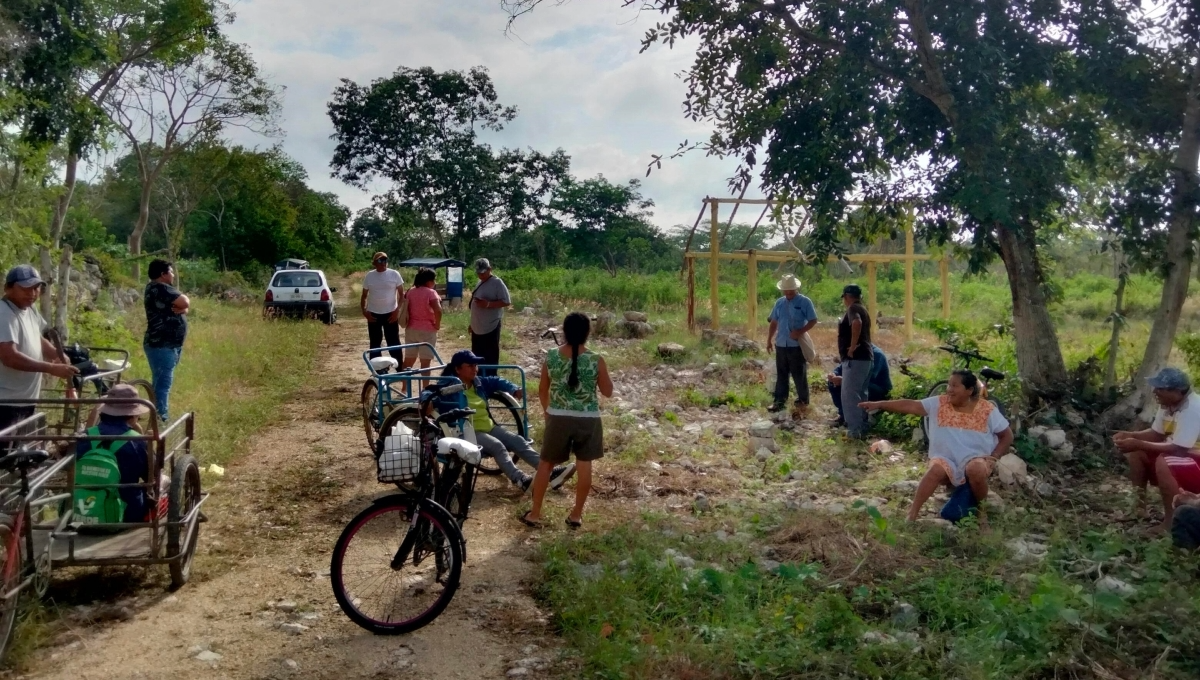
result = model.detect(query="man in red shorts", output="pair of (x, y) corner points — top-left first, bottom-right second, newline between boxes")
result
(1113, 367), (1200, 531)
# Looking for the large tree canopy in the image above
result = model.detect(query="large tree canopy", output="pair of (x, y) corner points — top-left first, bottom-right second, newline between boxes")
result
(508, 0), (1139, 400)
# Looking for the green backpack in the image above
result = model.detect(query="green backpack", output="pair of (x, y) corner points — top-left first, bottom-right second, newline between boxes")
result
(73, 426), (135, 525)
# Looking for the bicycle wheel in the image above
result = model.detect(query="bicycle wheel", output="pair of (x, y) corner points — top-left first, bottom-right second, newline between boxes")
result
(0, 517), (22, 663)
(361, 379), (392, 450)
(477, 392), (527, 476)
(168, 454), (202, 589)
(330, 497), (463, 635)
(919, 382), (949, 446)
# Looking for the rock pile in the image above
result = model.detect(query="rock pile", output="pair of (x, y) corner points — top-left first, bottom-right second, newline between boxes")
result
(702, 328), (762, 354)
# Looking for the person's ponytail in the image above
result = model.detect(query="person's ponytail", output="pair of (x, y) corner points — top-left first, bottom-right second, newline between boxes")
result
(562, 312), (590, 391)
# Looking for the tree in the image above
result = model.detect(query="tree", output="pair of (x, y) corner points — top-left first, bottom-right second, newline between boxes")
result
(1089, 3), (1200, 420)
(549, 175), (676, 275)
(506, 0), (1119, 400)
(328, 65), (517, 259)
(1, 0), (223, 248)
(104, 36), (279, 266)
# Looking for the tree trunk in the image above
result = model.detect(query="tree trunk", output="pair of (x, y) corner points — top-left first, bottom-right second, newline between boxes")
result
(48, 151), (80, 249)
(128, 177), (155, 279)
(1116, 57), (1200, 423)
(38, 246), (53, 321)
(1105, 262), (1127, 395)
(54, 246), (72, 339)
(994, 222), (1069, 402)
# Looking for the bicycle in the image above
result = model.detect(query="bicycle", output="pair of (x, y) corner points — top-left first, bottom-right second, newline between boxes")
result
(0, 449), (73, 660)
(330, 383), (482, 635)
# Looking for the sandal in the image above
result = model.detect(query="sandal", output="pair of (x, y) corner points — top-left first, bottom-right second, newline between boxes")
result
(519, 511), (543, 529)
(565, 517), (582, 529)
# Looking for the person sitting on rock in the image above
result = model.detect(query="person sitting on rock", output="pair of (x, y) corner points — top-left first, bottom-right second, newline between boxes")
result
(827, 345), (892, 427)
(435, 350), (575, 493)
(1112, 367), (1200, 531)
(861, 370), (1013, 523)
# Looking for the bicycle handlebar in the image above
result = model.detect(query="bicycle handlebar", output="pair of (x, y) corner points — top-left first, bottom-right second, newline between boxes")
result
(938, 345), (993, 363)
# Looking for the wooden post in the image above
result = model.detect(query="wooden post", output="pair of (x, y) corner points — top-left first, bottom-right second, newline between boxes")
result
(940, 255), (950, 319)
(38, 246), (53, 321)
(747, 249), (758, 335)
(904, 223), (914, 340)
(686, 256), (696, 332)
(866, 261), (877, 322)
(55, 245), (72, 339)
(709, 199), (720, 329)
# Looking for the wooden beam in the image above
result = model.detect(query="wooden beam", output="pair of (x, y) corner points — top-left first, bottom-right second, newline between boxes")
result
(710, 199), (720, 329)
(687, 257), (696, 332)
(866, 261), (877, 322)
(680, 200), (708, 256)
(687, 251), (935, 263)
(737, 201), (773, 250)
(904, 223), (915, 340)
(747, 249), (758, 336)
(940, 255), (950, 319)
(717, 182), (749, 246)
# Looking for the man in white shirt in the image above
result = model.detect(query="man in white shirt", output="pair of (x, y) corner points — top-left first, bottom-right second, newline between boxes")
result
(1113, 367), (1200, 531)
(1, 265), (78, 436)
(360, 252), (404, 361)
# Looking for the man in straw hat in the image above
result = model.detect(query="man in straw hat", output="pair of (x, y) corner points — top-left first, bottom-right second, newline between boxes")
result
(74, 384), (152, 524)
(766, 273), (818, 415)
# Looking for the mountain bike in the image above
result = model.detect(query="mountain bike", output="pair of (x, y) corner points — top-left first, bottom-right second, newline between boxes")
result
(331, 383), (482, 635)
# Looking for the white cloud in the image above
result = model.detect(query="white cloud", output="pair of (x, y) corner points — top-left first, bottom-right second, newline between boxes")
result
(221, 0), (760, 230)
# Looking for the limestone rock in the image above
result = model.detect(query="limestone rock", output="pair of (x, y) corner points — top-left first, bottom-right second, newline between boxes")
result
(996, 453), (1029, 487)
(749, 420), (776, 439)
(1040, 428), (1068, 449)
(657, 342), (687, 358)
(1096, 576), (1136, 597)
(755, 447), (772, 462)
(620, 320), (654, 339)
(624, 311), (649, 323)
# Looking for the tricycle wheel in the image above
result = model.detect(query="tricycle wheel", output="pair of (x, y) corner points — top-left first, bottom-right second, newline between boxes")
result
(0, 518), (22, 663)
(476, 392), (527, 475)
(168, 453), (202, 589)
(361, 379), (385, 450)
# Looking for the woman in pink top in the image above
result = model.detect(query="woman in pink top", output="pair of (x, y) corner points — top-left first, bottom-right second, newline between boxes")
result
(403, 268), (442, 371)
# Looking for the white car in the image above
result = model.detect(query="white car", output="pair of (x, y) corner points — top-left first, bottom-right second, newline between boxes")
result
(264, 268), (337, 324)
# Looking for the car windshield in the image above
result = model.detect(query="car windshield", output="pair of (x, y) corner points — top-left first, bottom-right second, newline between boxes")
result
(273, 272), (322, 288)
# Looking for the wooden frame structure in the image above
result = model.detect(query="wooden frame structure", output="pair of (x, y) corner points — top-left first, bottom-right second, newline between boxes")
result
(683, 197), (952, 340)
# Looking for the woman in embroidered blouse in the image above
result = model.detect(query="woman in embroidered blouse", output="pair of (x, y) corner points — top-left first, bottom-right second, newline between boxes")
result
(861, 370), (1013, 522)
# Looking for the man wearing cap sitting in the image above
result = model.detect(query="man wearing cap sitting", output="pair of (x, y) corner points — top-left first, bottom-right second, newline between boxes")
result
(434, 350), (575, 493)
(0, 265), (78, 434)
(361, 252), (404, 361)
(1113, 367), (1200, 533)
(74, 384), (152, 524)
(469, 258), (510, 375)
(766, 274), (818, 416)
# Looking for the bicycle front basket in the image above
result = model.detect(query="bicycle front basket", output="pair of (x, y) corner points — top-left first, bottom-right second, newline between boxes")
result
(377, 430), (422, 484)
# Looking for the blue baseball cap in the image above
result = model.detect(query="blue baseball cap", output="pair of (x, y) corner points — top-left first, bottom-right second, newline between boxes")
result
(1148, 367), (1190, 391)
(4, 265), (43, 288)
(449, 350), (486, 367)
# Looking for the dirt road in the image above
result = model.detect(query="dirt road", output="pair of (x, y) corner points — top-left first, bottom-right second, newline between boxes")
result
(23, 289), (556, 680)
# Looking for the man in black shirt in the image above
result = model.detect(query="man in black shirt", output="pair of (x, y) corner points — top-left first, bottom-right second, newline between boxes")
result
(143, 260), (189, 423)
(837, 284), (873, 438)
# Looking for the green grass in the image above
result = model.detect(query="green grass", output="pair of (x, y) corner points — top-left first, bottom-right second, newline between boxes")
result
(538, 509), (1200, 680)
(140, 300), (324, 467)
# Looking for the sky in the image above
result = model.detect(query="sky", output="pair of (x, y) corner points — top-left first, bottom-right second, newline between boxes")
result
(218, 0), (752, 232)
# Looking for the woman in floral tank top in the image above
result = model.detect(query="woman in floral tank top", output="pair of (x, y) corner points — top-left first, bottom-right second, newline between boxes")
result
(522, 313), (613, 529)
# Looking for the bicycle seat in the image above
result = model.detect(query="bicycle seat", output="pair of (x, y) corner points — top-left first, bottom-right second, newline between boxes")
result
(436, 408), (476, 425)
(980, 367), (1005, 381)
(370, 357), (399, 374)
(0, 450), (49, 472)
